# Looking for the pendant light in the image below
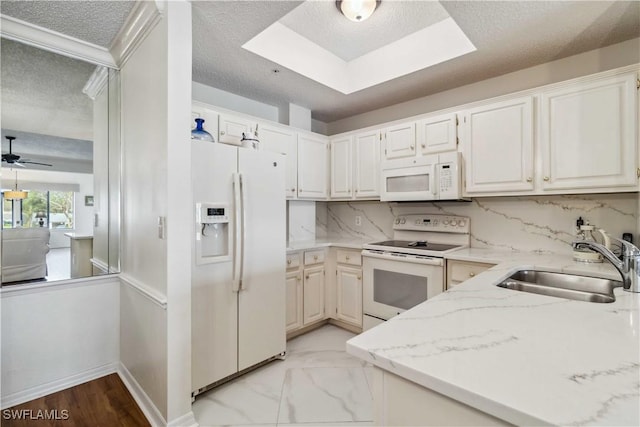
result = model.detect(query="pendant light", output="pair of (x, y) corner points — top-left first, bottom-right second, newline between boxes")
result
(336, 0), (380, 22)
(3, 170), (28, 200)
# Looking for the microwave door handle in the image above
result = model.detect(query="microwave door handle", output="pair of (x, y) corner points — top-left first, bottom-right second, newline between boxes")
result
(430, 164), (437, 196)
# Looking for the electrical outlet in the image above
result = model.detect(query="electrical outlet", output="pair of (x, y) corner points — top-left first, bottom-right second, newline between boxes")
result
(355, 216), (362, 226)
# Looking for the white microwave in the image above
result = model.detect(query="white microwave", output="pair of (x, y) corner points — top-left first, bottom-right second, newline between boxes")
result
(380, 151), (466, 201)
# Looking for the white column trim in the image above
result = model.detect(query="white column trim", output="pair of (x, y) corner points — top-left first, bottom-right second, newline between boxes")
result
(83, 66), (110, 100)
(109, 0), (164, 68)
(120, 274), (168, 309)
(0, 14), (116, 68)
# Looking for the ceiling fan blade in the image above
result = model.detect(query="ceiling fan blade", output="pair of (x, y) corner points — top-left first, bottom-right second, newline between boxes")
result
(12, 161), (26, 168)
(22, 160), (53, 167)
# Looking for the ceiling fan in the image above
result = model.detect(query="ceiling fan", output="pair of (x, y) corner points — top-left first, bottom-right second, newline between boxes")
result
(2, 136), (52, 168)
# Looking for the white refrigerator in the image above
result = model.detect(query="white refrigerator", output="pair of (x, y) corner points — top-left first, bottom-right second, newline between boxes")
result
(191, 141), (286, 396)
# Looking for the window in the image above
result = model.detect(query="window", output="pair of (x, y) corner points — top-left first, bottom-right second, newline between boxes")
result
(1, 190), (74, 229)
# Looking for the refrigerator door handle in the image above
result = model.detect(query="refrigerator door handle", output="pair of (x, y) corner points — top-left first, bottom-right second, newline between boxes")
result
(239, 173), (247, 290)
(232, 173), (242, 292)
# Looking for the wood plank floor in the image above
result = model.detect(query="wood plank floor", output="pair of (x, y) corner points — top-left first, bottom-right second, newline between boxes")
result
(2, 374), (150, 427)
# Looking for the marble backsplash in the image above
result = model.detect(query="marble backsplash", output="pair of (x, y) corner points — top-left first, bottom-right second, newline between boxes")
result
(316, 194), (639, 255)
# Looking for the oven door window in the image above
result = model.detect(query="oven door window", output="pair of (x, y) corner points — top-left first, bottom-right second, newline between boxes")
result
(373, 269), (428, 310)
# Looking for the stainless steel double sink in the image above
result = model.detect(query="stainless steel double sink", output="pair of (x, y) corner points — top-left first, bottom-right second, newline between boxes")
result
(497, 270), (622, 303)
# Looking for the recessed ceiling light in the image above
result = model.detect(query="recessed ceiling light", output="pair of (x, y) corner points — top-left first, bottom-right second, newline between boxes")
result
(272, 69), (280, 74)
(336, 0), (380, 22)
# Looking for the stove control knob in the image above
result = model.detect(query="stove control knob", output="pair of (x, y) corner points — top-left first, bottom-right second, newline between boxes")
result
(459, 220), (466, 227)
(415, 220), (421, 225)
(443, 220), (450, 225)
(400, 218), (406, 224)
(395, 219), (400, 224)
(432, 220), (438, 226)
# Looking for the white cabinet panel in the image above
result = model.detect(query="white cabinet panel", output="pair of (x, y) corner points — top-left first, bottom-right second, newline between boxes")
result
(219, 113), (255, 145)
(285, 270), (303, 332)
(330, 136), (353, 198)
(261, 123), (298, 198)
(384, 122), (416, 160)
(463, 96), (534, 194)
(540, 74), (637, 190)
(336, 265), (362, 327)
(298, 133), (328, 199)
(303, 265), (325, 325)
(354, 130), (381, 198)
(417, 113), (457, 155)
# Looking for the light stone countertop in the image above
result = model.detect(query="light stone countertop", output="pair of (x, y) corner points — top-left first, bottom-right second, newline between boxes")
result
(286, 237), (371, 252)
(346, 253), (640, 426)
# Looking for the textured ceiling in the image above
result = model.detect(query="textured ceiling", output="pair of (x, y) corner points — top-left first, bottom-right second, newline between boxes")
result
(0, 0), (135, 47)
(1, 129), (93, 174)
(280, 1), (449, 61)
(1, 38), (95, 141)
(192, 0), (640, 124)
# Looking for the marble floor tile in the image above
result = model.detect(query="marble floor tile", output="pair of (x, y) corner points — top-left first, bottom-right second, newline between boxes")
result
(193, 325), (372, 427)
(277, 367), (372, 424)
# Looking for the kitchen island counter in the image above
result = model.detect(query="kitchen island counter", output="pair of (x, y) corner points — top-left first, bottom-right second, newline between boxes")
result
(347, 254), (640, 426)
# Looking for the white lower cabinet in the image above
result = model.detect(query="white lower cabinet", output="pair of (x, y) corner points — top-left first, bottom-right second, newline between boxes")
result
(336, 265), (362, 327)
(446, 260), (495, 289)
(303, 265), (325, 325)
(285, 270), (303, 332)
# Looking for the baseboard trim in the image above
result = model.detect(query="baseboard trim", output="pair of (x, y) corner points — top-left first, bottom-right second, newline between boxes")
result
(0, 362), (118, 409)
(168, 411), (198, 427)
(117, 362), (166, 427)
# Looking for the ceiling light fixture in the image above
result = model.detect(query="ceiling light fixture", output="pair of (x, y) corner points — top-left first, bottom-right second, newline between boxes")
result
(3, 171), (28, 201)
(336, 0), (380, 22)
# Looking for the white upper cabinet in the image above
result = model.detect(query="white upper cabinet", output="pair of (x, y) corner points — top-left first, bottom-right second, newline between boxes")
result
(298, 133), (329, 199)
(417, 113), (458, 155)
(218, 113), (256, 145)
(330, 136), (353, 198)
(354, 130), (381, 198)
(463, 96), (534, 194)
(383, 122), (416, 160)
(260, 123), (298, 198)
(539, 73), (638, 191)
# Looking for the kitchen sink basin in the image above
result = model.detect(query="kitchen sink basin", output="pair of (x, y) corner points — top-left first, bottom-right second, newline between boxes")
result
(496, 270), (622, 303)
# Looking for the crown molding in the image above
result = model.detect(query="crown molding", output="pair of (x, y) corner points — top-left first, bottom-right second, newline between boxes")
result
(0, 14), (117, 68)
(109, 0), (164, 68)
(83, 66), (110, 100)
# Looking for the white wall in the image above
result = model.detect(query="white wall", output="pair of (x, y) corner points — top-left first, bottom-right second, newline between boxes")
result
(192, 81), (279, 122)
(120, 2), (193, 423)
(7, 169), (94, 249)
(327, 38), (640, 134)
(0, 278), (120, 408)
(320, 194), (638, 255)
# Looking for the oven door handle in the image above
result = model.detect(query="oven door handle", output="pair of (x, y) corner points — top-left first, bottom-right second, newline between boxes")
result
(362, 250), (443, 266)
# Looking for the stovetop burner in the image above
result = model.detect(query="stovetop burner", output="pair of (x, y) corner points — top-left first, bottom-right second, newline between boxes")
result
(369, 240), (461, 252)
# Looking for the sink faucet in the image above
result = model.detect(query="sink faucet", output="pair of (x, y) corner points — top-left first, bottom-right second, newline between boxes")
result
(572, 238), (640, 293)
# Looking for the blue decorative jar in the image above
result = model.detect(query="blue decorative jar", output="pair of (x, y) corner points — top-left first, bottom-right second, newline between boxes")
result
(191, 118), (215, 142)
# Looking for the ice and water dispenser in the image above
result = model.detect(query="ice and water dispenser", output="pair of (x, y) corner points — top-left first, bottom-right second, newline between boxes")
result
(195, 202), (230, 264)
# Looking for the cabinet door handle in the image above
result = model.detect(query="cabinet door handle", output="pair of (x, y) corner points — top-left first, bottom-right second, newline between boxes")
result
(469, 272), (475, 277)
(305, 275), (309, 280)
(357, 276), (361, 280)
(291, 188), (295, 192)
(297, 276), (301, 281)
(543, 176), (550, 182)
(345, 256), (350, 261)
(313, 255), (318, 261)
(410, 145), (415, 150)
(526, 177), (532, 182)
(421, 144), (426, 149)
(287, 259), (292, 265)
(220, 131), (225, 135)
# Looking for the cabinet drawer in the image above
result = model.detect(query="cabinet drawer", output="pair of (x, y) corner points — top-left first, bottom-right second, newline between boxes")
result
(447, 260), (494, 288)
(337, 249), (362, 266)
(286, 253), (300, 269)
(304, 249), (325, 265)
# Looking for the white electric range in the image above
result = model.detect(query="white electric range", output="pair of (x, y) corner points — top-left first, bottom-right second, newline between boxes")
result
(362, 214), (470, 330)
